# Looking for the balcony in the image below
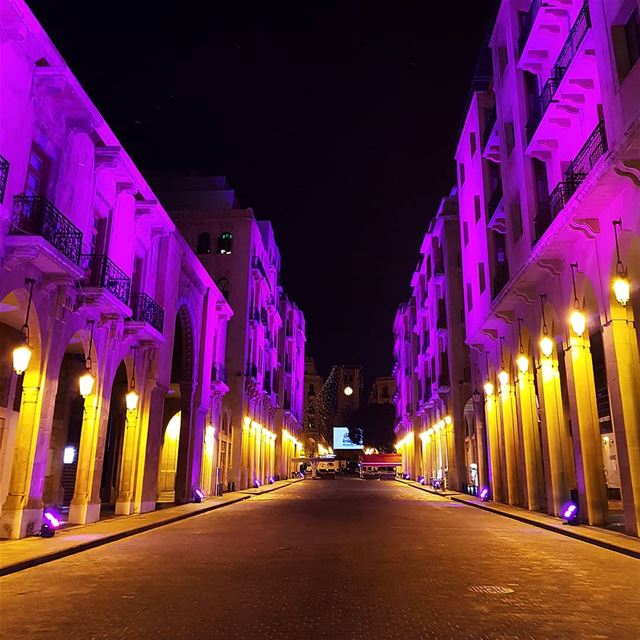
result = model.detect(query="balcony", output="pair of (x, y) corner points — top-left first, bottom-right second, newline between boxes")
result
(482, 107), (497, 150)
(7, 195), (84, 276)
(492, 261), (510, 299)
(80, 254), (131, 314)
(526, 3), (594, 151)
(0, 154), (8, 203)
(518, 0), (573, 73)
(487, 181), (506, 233)
(126, 292), (165, 339)
(534, 121), (607, 243)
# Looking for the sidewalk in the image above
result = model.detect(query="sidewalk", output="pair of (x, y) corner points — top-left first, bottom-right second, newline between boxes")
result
(0, 478), (302, 576)
(397, 478), (640, 560)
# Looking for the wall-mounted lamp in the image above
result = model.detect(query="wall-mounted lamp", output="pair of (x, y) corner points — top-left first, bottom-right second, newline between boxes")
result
(12, 278), (36, 375)
(569, 263), (586, 337)
(516, 318), (529, 374)
(483, 381), (494, 396)
(498, 337), (509, 386)
(612, 219), (630, 306)
(126, 347), (139, 411)
(79, 320), (96, 398)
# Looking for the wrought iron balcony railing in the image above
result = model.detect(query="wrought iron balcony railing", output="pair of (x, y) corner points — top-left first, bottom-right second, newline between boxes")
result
(487, 181), (503, 218)
(554, 2), (590, 80)
(527, 3), (590, 142)
(0, 154), (8, 204)
(518, 0), (543, 54)
(10, 195), (83, 264)
(212, 363), (227, 384)
(536, 121), (607, 242)
(81, 254), (131, 306)
(129, 292), (164, 333)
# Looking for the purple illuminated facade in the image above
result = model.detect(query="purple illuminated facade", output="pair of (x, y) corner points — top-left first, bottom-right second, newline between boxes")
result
(157, 177), (306, 489)
(0, 1), (232, 539)
(393, 192), (472, 491)
(455, 0), (640, 534)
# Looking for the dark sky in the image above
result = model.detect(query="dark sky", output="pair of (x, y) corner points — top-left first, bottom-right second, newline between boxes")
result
(28, 1), (497, 381)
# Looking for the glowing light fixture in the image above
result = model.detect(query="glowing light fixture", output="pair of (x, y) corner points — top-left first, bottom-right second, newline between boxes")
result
(569, 263), (586, 337)
(516, 354), (529, 374)
(540, 336), (554, 359)
(498, 369), (509, 386)
(12, 278), (36, 375)
(79, 320), (96, 398)
(480, 487), (489, 501)
(194, 488), (205, 503)
(563, 503), (578, 525)
(343, 385), (353, 396)
(41, 509), (61, 538)
(569, 310), (586, 337)
(63, 446), (76, 464)
(444, 415), (452, 425)
(484, 381), (494, 396)
(612, 219), (631, 306)
(126, 347), (139, 411)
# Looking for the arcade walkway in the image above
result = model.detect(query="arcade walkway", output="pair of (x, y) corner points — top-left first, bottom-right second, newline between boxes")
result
(1, 477), (639, 639)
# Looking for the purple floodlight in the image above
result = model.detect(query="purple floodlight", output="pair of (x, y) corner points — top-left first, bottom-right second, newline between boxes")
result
(41, 509), (61, 538)
(563, 503), (578, 524)
(194, 488), (205, 503)
(480, 487), (489, 501)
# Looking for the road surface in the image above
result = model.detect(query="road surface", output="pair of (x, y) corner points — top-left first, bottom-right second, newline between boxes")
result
(2, 477), (639, 639)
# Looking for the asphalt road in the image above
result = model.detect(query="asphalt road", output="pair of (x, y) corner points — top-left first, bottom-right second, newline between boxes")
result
(1, 477), (639, 640)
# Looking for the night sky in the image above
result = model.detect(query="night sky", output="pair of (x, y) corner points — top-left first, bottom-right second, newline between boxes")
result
(28, 1), (497, 381)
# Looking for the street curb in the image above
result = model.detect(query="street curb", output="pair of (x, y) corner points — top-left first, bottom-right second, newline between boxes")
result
(448, 495), (640, 561)
(0, 480), (299, 577)
(397, 478), (640, 560)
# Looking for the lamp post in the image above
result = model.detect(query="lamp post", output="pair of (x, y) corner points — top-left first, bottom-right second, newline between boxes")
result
(12, 277), (36, 375)
(79, 320), (96, 398)
(569, 263), (586, 337)
(126, 347), (139, 411)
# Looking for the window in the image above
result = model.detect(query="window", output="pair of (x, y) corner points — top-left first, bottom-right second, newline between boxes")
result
(470, 132), (477, 156)
(474, 195), (482, 223)
(459, 163), (465, 185)
(478, 263), (486, 293)
(613, 8), (640, 82)
(25, 144), (51, 197)
(197, 232), (211, 255)
(466, 283), (473, 311)
(217, 232), (233, 255)
(217, 277), (230, 301)
(463, 221), (469, 247)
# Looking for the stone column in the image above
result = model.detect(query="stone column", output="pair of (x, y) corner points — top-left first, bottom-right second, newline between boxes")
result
(515, 372), (544, 511)
(485, 394), (503, 502)
(174, 382), (197, 504)
(115, 402), (142, 516)
(601, 310), (640, 536)
(0, 384), (44, 539)
(563, 333), (608, 525)
(139, 382), (167, 513)
(499, 383), (520, 506)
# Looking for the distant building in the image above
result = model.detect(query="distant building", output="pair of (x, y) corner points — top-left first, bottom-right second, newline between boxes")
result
(369, 377), (395, 405)
(394, 190), (471, 491)
(157, 176), (305, 489)
(334, 365), (363, 426)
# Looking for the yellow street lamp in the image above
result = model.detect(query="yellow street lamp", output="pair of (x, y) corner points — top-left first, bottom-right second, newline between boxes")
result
(483, 381), (494, 396)
(516, 354), (529, 374)
(126, 389), (139, 411)
(612, 219), (631, 307)
(12, 278), (36, 375)
(569, 309), (586, 337)
(498, 369), (509, 386)
(540, 335), (554, 358)
(79, 371), (96, 398)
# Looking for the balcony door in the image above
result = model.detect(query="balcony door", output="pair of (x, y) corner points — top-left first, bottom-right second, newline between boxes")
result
(24, 144), (51, 197)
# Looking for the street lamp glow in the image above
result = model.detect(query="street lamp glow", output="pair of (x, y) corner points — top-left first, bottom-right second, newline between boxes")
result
(540, 335), (554, 358)
(613, 276), (630, 306)
(343, 385), (353, 396)
(126, 389), (139, 411)
(569, 309), (586, 337)
(12, 343), (32, 375)
(79, 371), (95, 398)
(516, 354), (529, 374)
(498, 369), (509, 386)
(483, 381), (494, 397)
(444, 415), (452, 425)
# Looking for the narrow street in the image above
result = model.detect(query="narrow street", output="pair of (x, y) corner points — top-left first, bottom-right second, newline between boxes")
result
(1, 478), (638, 640)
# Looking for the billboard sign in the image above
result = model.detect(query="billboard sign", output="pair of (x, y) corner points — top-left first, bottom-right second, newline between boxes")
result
(333, 426), (362, 451)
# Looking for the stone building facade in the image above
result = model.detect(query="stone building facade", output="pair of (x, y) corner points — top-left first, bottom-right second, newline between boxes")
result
(455, 0), (640, 535)
(157, 177), (306, 489)
(0, 0), (231, 539)
(393, 193), (472, 491)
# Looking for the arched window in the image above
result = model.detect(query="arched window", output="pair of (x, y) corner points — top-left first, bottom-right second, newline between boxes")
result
(217, 232), (233, 255)
(197, 232), (211, 255)
(217, 277), (230, 301)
